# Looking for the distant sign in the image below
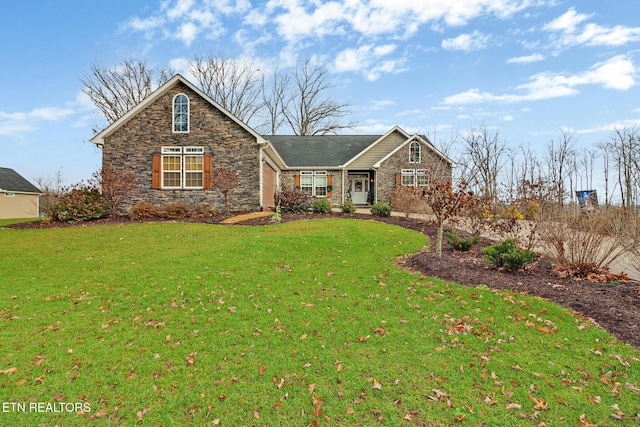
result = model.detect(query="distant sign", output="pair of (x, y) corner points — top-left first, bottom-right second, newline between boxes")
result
(576, 190), (598, 213)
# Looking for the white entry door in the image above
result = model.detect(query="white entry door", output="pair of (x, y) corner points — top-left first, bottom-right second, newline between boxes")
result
(348, 174), (369, 205)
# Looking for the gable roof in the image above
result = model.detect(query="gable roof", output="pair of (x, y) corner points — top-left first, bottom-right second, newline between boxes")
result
(90, 74), (267, 147)
(0, 167), (41, 194)
(266, 126), (455, 169)
(265, 135), (380, 167)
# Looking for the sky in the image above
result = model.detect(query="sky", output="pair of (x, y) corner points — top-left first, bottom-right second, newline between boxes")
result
(1, 0), (639, 189)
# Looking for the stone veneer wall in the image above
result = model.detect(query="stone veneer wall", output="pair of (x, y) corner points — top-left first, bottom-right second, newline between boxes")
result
(103, 82), (261, 213)
(280, 170), (343, 206)
(376, 140), (452, 203)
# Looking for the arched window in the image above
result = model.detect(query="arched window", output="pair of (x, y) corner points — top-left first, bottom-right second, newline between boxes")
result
(409, 141), (421, 163)
(173, 94), (189, 133)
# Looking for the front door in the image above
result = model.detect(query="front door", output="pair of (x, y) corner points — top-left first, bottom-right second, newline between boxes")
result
(348, 173), (369, 205)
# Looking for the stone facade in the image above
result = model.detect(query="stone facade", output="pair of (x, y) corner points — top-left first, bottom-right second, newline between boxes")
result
(376, 139), (452, 203)
(102, 81), (261, 213)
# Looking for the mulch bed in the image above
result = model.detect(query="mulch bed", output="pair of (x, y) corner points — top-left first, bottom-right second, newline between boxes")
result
(7, 212), (640, 349)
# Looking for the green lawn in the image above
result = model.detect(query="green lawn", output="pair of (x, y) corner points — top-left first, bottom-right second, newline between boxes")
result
(1, 219), (638, 426)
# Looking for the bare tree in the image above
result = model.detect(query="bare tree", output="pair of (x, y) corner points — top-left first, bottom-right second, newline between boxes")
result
(460, 124), (507, 203)
(33, 170), (65, 218)
(212, 168), (239, 214)
(607, 127), (640, 211)
(95, 166), (137, 216)
(284, 59), (355, 135)
(189, 53), (263, 124)
(545, 131), (576, 206)
(420, 169), (476, 258)
(259, 69), (291, 135)
(81, 60), (173, 126)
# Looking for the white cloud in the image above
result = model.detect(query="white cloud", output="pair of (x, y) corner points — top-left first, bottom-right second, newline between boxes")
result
(371, 100), (397, 110)
(334, 44), (405, 80)
(575, 118), (640, 134)
(507, 53), (544, 63)
(444, 55), (636, 105)
(441, 31), (489, 51)
(544, 7), (640, 48)
(0, 107), (75, 136)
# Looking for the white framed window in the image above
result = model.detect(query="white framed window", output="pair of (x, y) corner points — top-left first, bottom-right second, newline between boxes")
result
(161, 146), (204, 188)
(4, 192), (15, 197)
(173, 94), (189, 133)
(401, 169), (429, 186)
(409, 141), (421, 163)
(300, 171), (328, 197)
(401, 169), (415, 186)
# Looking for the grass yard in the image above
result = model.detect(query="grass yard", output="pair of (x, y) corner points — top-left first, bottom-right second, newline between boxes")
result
(1, 219), (639, 426)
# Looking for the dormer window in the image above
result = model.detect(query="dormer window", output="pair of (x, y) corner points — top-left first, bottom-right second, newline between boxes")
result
(409, 141), (421, 163)
(173, 94), (189, 133)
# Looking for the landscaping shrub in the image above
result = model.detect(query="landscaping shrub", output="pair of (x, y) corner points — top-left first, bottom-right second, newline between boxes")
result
(274, 185), (311, 213)
(129, 201), (157, 220)
(190, 202), (216, 218)
(538, 208), (640, 278)
(445, 229), (479, 252)
(54, 186), (110, 222)
(159, 201), (189, 219)
(312, 197), (332, 214)
(341, 200), (356, 214)
(483, 238), (535, 271)
(370, 202), (391, 217)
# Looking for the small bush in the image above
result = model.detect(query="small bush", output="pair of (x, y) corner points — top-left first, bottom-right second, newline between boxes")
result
(500, 205), (524, 220)
(54, 186), (110, 222)
(271, 205), (282, 222)
(129, 201), (157, 220)
(159, 201), (189, 219)
(341, 200), (356, 214)
(445, 230), (479, 252)
(370, 202), (391, 217)
(312, 197), (332, 214)
(275, 186), (311, 213)
(190, 202), (216, 218)
(483, 239), (535, 271)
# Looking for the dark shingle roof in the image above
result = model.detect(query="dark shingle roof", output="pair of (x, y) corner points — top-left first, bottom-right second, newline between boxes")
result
(0, 168), (41, 194)
(264, 135), (381, 167)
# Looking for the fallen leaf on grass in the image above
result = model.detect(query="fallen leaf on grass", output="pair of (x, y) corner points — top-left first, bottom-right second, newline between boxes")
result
(373, 379), (382, 390)
(185, 352), (197, 366)
(505, 403), (521, 410)
(0, 367), (17, 375)
(137, 407), (150, 421)
(626, 382), (640, 393)
(528, 394), (548, 410)
(579, 414), (597, 427)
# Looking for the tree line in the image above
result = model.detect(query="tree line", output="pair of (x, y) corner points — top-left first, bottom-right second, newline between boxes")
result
(441, 124), (640, 212)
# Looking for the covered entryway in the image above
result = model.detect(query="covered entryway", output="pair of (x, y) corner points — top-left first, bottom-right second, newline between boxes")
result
(347, 172), (370, 205)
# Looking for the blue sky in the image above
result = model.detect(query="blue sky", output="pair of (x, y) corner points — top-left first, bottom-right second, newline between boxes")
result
(2, 0), (639, 187)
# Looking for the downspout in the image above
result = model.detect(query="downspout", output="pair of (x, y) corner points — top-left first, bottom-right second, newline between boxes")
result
(341, 168), (345, 205)
(259, 146), (265, 210)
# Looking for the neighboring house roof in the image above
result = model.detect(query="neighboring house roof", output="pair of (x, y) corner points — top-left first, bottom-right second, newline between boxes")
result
(0, 167), (41, 194)
(265, 135), (380, 167)
(90, 74), (267, 147)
